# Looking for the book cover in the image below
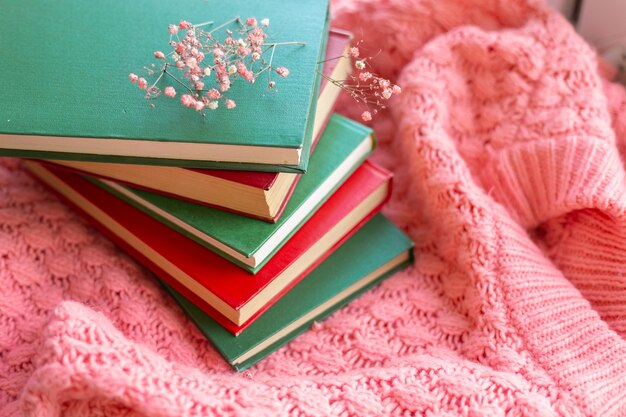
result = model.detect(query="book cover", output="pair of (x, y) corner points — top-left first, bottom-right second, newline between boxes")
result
(43, 30), (353, 222)
(26, 160), (391, 334)
(0, 0), (330, 172)
(93, 114), (374, 272)
(164, 214), (414, 371)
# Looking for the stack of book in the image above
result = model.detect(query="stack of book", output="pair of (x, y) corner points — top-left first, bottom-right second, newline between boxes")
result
(0, 0), (413, 371)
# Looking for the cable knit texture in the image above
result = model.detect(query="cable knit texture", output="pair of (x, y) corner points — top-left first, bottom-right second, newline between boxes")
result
(2, 0), (626, 415)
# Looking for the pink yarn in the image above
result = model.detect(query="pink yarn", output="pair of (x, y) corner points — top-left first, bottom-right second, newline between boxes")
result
(2, 0), (626, 415)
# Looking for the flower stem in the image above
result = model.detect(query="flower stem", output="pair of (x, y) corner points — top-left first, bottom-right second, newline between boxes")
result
(265, 41), (306, 46)
(193, 20), (214, 28)
(149, 69), (166, 89)
(164, 70), (194, 94)
(208, 16), (240, 34)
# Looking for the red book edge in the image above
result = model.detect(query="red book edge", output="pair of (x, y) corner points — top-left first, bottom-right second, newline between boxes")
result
(29, 160), (391, 335)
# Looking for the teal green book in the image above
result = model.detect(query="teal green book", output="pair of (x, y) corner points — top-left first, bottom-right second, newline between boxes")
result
(163, 214), (414, 371)
(92, 114), (375, 273)
(0, 0), (329, 173)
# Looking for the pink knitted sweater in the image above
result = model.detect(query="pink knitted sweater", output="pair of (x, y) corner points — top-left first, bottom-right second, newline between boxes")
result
(2, 0), (626, 415)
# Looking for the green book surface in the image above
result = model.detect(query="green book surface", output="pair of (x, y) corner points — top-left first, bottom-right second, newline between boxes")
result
(163, 214), (414, 371)
(0, 0), (329, 172)
(92, 114), (375, 273)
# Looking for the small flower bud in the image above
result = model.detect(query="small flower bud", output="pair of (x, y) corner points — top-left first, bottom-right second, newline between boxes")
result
(154, 51), (165, 59)
(168, 24), (178, 34)
(246, 17), (257, 27)
(164, 86), (176, 97)
(129, 73), (138, 83)
(261, 18), (270, 27)
(275, 66), (289, 78)
(208, 101), (219, 110)
(361, 111), (372, 122)
(355, 60), (366, 70)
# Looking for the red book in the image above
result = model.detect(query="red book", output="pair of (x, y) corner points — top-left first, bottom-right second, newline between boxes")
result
(44, 29), (353, 222)
(27, 159), (391, 334)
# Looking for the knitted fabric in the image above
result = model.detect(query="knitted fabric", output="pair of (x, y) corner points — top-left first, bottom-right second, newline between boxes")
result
(2, 0), (626, 415)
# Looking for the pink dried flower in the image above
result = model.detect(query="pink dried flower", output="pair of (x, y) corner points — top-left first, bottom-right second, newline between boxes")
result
(185, 57), (198, 69)
(219, 77), (231, 92)
(207, 88), (221, 99)
(237, 45), (252, 56)
(359, 72), (372, 82)
(180, 94), (195, 107)
(361, 111), (372, 122)
(130, 16), (304, 115)
(382, 88), (393, 99)
(275, 66), (289, 78)
(349, 47), (360, 58)
(238, 63), (252, 80)
(164, 86), (176, 97)
(355, 60), (366, 70)
(393, 85), (402, 94)
(379, 79), (390, 88)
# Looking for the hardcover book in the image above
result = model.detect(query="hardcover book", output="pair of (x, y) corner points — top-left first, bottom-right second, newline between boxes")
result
(0, 0), (330, 172)
(164, 214), (414, 371)
(43, 30), (353, 222)
(26, 160), (391, 334)
(91, 114), (374, 272)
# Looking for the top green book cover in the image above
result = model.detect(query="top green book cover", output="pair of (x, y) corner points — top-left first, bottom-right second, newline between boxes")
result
(0, 0), (330, 172)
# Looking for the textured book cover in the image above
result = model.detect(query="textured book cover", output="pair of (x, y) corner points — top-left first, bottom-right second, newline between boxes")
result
(164, 214), (414, 371)
(26, 160), (391, 334)
(43, 30), (353, 222)
(0, 0), (329, 172)
(93, 114), (374, 272)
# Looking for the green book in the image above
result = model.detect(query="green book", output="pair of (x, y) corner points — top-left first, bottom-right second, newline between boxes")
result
(163, 214), (414, 371)
(92, 114), (375, 273)
(0, 0), (329, 172)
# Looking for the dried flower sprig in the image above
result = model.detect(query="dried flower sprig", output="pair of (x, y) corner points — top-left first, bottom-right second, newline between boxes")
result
(319, 42), (401, 122)
(129, 17), (304, 114)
